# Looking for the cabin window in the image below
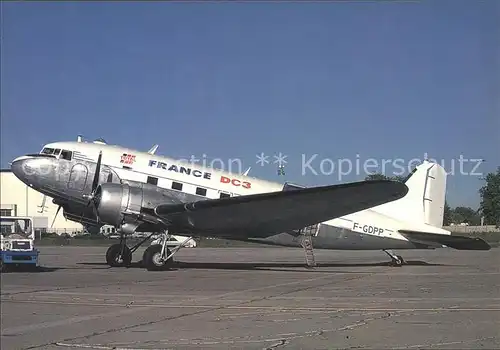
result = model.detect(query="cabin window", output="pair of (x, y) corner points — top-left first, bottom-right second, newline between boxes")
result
(220, 192), (230, 199)
(60, 150), (73, 161)
(196, 187), (207, 196)
(171, 181), (183, 191)
(147, 176), (158, 185)
(106, 173), (113, 183)
(123, 166), (131, 170)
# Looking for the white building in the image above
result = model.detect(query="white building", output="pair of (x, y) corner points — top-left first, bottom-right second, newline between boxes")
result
(0, 169), (84, 235)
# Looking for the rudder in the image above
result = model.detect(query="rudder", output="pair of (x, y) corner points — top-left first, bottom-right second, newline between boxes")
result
(372, 161), (447, 227)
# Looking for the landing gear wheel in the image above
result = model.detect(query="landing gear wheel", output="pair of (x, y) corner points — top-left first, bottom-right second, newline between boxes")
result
(143, 244), (173, 271)
(383, 250), (405, 267)
(106, 244), (132, 267)
(389, 255), (405, 267)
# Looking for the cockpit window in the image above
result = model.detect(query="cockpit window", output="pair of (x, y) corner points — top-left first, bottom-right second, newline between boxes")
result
(60, 150), (72, 161)
(41, 147), (55, 155)
(40, 147), (72, 160)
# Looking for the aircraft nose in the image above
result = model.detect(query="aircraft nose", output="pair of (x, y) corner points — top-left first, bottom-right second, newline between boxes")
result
(10, 155), (57, 187)
(11, 156), (36, 184)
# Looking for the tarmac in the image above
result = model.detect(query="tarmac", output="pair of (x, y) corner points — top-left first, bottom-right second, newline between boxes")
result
(1, 245), (499, 349)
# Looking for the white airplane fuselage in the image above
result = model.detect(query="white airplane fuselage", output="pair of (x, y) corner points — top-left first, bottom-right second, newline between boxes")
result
(11, 140), (451, 251)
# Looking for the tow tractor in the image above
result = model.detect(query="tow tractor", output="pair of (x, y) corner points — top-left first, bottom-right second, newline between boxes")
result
(0, 216), (39, 272)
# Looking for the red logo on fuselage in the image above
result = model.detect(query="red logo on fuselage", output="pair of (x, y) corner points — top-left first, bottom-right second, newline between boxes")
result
(120, 153), (136, 165)
(220, 176), (251, 189)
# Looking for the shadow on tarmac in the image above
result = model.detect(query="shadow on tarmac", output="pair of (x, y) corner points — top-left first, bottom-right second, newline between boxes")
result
(72, 259), (451, 273)
(1, 260), (454, 274)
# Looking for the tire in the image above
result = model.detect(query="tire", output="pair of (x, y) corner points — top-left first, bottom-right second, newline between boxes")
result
(143, 244), (173, 271)
(106, 244), (132, 267)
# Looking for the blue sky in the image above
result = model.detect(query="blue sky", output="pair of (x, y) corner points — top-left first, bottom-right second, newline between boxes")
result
(1, 1), (498, 208)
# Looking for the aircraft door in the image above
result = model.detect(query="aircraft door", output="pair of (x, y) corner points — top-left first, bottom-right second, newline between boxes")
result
(68, 164), (88, 191)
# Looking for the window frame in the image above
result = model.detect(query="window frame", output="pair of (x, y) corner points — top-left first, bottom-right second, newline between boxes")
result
(196, 187), (207, 196)
(147, 176), (158, 185)
(41, 147), (55, 155)
(60, 150), (73, 161)
(171, 181), (183, 191)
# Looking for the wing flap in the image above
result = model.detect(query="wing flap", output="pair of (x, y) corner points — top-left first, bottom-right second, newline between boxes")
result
(155, 180), (408, 238)
(399, 230), (491, 250)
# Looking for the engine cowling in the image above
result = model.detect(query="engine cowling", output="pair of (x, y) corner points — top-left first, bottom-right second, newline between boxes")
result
(94, 182), (182, 228)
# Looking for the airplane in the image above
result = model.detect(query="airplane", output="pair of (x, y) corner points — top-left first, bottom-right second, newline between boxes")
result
(9, 138), (490, 271)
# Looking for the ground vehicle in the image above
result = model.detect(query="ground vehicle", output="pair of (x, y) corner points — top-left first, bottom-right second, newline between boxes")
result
(0, 216), (39, 271)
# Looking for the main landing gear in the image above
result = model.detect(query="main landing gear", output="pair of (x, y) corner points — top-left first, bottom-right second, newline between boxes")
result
(105, 230), (194, 271)
(105, 232), (139, 267)
(383, 249), (406, 267)
(142, 231), (194, 271)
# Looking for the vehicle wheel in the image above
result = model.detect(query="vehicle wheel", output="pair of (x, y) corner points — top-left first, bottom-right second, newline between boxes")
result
(106, 244), (132, 267)
(143, 244), (173, 271)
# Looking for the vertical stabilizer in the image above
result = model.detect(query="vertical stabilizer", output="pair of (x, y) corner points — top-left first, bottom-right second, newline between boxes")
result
(372, 161), (447, 227)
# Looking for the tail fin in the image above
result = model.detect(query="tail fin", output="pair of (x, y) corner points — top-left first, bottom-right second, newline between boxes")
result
(372, 161), (447, 227)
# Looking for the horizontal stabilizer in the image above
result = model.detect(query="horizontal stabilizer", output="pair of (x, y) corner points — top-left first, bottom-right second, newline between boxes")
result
(399, 230), (491, 250)
(155, 180), (408, 238)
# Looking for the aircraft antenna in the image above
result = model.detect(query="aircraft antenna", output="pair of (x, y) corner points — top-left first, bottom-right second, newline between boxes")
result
(93, 138), (107, 145)
(148, 144), (159, 154)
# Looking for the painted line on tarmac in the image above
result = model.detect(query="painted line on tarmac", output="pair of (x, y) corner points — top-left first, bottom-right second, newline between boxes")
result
(3, 299), (500, 312)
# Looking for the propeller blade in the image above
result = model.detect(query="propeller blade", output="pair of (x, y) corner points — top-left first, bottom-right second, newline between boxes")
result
(79, 151), (103, 225)
(91, 203), (100, 223)
(91, 151), (102, 194)
(50, 205), (62, 229)
(77, 199), (100, 225)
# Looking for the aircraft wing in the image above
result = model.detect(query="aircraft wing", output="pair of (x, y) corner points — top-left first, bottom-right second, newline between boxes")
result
(399, 230), (491, 250)
(154, 180), (408, 238)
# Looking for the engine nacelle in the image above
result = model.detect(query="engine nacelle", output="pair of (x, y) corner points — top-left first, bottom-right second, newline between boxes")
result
(94, 182), (182, 228)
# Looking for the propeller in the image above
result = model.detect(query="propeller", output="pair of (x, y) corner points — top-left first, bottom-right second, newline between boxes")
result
(81, 151), (103, 224)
